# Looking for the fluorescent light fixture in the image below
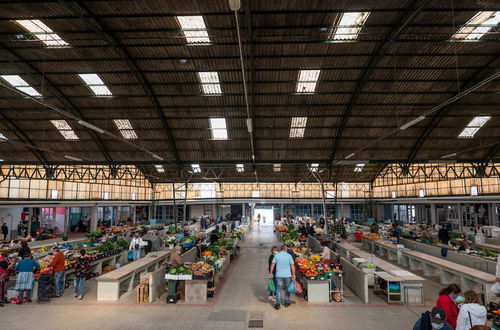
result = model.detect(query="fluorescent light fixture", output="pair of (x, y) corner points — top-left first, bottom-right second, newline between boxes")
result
(15, 20), (69, 47)
(78, 73), (112, 96)
(345, 153), (356, 159)
(289, 117), (307, 138)
(176, 16), (211, 44)
(131, 192), (137, 200)
(152, 154), (163, 161)
(400, 116), (426, 130)
(246, 118), (253, 133)
(113, 119), (137, 139)
(273, 164), (281, 172)
(77, 120), (105, 134)
(296, 70), (320, 93)
(391, 191), (397, 199)
(452, 11), (500, 40)
(441, 152), (457, 159)
(471, 185), (478, 196)
(0, 75), (41, 97)
(236, 164), (244, 173)
(419, 189), (425, 198)
(154, 164), (165, 173)
(198, 72), (222, 95)
(192, 164), (201, 173)
(50, 120), (79, 140)
(354, 163), (365, 172)
(329, 12), (370, 40)
(252, 190), (260, 198)
(64, 155), (82, 161)
(309, 163), (319, 172)
(0, 159), (3, 162)
(103, 191), (110, 200)
(209, 117), (228, 140)
(0, 133), (7, 140)
(459, 116), (491, 138)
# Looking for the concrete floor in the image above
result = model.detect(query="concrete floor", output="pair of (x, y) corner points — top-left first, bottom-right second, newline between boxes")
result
(2, 224), (439, 329)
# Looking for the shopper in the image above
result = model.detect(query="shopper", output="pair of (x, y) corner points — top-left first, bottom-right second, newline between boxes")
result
(456, 290), (487, 330)
(438, 225), (450, 245)
(370, 220), (379, 234)
(74, 249), (90, 300)
(0, 249), (13, 306)
(413, 306), (453, 330)
(1, 222), (8, 240)
(268, 244), (296, 310)
(170, 245), (183, 267)
(436, 284), (461, 329)
(18, 240), (31, 259)
(49, 247), (66, 297)
(268, 246), (278, 302)
(129, 232), (144, 261)
(286, 242), (297, 261)
(256, 213), (261, 224)
(14, 254), (40, 304)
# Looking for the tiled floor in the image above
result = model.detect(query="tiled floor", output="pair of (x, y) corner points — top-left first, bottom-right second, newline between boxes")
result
(2, 224), (436, 329)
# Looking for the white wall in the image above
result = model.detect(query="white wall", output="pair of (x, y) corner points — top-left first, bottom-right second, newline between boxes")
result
(190, 204), (213, 218)
(0, 207), (24, 238)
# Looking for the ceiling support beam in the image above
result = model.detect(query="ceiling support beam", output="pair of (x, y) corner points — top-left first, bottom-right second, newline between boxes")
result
(63, 1), (181, 165)
(405, 56), (500, 162)
(329, 0), (432, 163)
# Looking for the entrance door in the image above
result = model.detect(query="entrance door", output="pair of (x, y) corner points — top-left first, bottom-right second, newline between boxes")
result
(253, 207), (274, 226)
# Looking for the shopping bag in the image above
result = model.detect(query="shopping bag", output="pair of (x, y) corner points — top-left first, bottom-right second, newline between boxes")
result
(287, 280), (297, 294)
(294, 280), (303, 294)
(267, 278), (276, 293)
(491, 282), (500, 296)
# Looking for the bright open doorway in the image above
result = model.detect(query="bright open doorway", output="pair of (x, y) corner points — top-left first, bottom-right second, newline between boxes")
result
(253, 206), (274, 226)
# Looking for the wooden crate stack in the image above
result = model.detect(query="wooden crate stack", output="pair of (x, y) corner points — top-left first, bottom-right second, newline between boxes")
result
(136, 280), (149, 304)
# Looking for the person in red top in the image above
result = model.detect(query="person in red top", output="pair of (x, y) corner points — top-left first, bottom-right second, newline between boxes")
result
(436, 284), (461, 329)
(49, 247), (65, 297)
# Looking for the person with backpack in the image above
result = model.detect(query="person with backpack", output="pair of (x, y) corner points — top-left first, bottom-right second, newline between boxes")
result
(73, 249), (90, 300)
(456, 291), (487, 330)
(413, 306), (453, 330)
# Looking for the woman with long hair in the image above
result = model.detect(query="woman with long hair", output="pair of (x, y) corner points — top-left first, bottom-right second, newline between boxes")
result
(456, 290), (487, 330)
(436, 284), (461, 329)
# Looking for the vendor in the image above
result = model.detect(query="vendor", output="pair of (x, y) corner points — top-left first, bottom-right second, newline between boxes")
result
(320, 241), (330, 261)
(370, 220), (379, 234)
(170, 245), (183, 267)
(458, 233), (470, 252)
(18, 240), (31, 259)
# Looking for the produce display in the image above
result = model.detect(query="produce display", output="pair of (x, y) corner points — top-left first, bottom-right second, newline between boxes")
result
(295, 257), (343, 280)
(282, 229), (300, 243)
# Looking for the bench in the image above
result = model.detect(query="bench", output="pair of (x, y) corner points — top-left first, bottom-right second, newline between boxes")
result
(97, 249), (171, 301)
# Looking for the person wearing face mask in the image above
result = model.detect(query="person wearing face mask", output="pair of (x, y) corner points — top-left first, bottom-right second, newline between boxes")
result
(436, 284), (461, 329)
(456, 290), (487, 330)
(268, 246), (278, 302)
(413, 306), (453, 330)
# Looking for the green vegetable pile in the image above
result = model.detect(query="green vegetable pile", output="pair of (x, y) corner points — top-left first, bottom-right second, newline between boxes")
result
(168, 265), (193, 275)
(283, 229), (300, 243)
(116, 239), (129, 249)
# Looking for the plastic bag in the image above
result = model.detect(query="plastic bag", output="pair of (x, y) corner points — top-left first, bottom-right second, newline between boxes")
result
(267, 278), (276, 293)
(294, 280), (303, 294)
(491, 282), (500, 296)
(287, 280), (297, 294)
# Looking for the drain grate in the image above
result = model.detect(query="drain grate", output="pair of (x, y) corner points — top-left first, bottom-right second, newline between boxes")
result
(248, 320), (264, 328)
(207, 310), (247, 322)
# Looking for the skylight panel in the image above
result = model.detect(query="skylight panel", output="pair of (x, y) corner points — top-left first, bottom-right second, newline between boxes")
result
(309, 163), (319, 172)
(452, 11), (500, 40)
(329, 12), (370, 40)
(296, 70), (320, 93)
(154, 164), (165, 173)
(198, 72), (222, 95)
(50, 120), (79, 140)
(209, 117), (228, 140)
(236, 164), (244, 173)
(273, 164), (281, 172)
(0, 75), (41, 97)
(458, 116), (491, 138)
(354, 163), (365, 172)
(15, 20), (69, 47)
(78, 73), (112, 96)
(192, 164), (201, 173)
(113, 119), (137, 140)
(176, 16), (211, 44)
(289, 117), (308, 138)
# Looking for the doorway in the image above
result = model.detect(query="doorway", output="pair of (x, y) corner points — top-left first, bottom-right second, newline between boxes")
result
(253, 206), (274, 226)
